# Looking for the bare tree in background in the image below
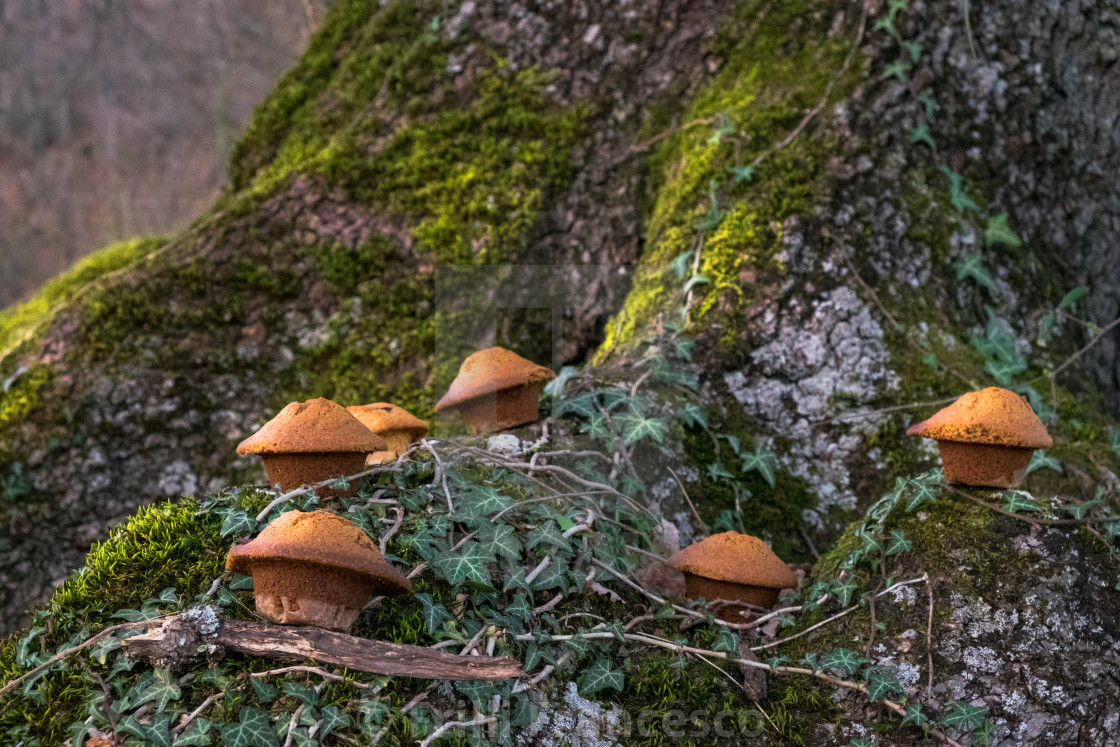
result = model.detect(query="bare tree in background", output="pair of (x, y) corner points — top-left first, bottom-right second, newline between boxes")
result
(0, 0), (327, 307)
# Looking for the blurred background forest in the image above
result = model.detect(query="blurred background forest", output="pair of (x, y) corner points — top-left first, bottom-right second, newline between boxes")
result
(0, 0), (328, 308)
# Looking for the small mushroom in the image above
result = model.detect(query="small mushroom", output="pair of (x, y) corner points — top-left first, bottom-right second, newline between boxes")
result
(906, 387), (1052, 488)
(347, 402), (429, 465)
(226, 509), (411, 632)
(236, 398), (387, 497)
(435, 347), (556, 435)
(667, 532), (798, 612)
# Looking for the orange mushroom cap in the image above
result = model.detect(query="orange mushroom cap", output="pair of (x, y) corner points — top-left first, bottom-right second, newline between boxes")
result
(236, 398), (388, 455)
(435, 347), (555, 411)
(667, 532), (797, 590)
(347, 403), (429, 440)
(226, 510), (411, 594)
(905, 387), (1052, 448)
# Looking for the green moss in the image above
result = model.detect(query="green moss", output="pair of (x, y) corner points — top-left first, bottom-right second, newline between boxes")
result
(599, 0), (863, 360)
(47, 500), (231, 625)
(0, 237), (165, 361)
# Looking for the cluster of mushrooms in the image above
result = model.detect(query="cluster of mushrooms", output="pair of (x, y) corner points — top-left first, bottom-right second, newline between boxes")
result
(229, 350), (1053, 634)
(228, 347), (559, 632)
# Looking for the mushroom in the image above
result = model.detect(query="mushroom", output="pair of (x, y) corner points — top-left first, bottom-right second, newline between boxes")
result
(347, 402), (429, 465)
(435, 347), (556, 435)
(236, 398), (387, 497)
(226, 509), (411, 632)
(667, 532), (798, 612)
(906, 387), (1052, 488)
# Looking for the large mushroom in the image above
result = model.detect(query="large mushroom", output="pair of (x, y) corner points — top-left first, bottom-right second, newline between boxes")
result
(667, 532), (798, 611)
(236, 398), (387, 497)
(347, 403), (429, 465)
(906, 387), (1052, 488)
(435, 347), (556, 435)
(226, 510), (411, 632)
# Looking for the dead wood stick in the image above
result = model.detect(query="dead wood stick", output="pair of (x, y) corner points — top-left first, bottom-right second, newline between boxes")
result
(121, 607), (521, 681)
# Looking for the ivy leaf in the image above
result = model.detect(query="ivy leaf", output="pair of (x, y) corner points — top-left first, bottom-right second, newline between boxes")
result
(454, 485), (512, 522)
(719, 433), (742, 455)
(357, 696), (390, 729)
(901, 703), (929, 728)
(121, 713), (173, 747)
(527, 521), (571, 555)
(766, 656), (788, 671)
(938, 165), (980, 213)
(137, 666), (181, 712)
(830, 576), (859, 607)
(679, 402), (708, 429)
(849, 740), (875, 747)
(172, 717), (213, 747)
(565, 633), (590, 660)
(906, 480), (938, 512)
(220, 510), (256, 538)
(414, 593), (452, 636)
(712, 627), (740, 654)
(799, 652), (820, 672)
(544, 365), (580, 398)
(909, 123), (936, 150)
(865, 666), (904, 701)
(281, 680), (319, 707)
(319, 705), (351, 740)
(1061, 499), (1100, 520)
(983, 212), (1022, 247)
(942, 701), (988, 733)
(881, 59), (911, 81)
(229, 574), (254, 590)
(918, 91), (940, 119)
(731, 165), (755, 184)
(694, 180), (724, 231)
(820, 648), (868, 677)
(1059, 286), (1089, 309)
(885, 530), (912, 556)
(1027, 450), (1061, 474)
(250, 678), (276, 705)
(456, 680), (495, 711)
(14, 627), (45, 668)
(707, 113), (736, 145)
(670, 250), (694, 279)
(682, 274), (711, 296)
(706, 462), (735, 482)
(1001, 491), (1042, 514)
(901, 39), (922, 61)
(433, 541), (495, 590)
(221, 706), (280, 747)
(615, 411), (670, 445)
(953, 253), (995, 290)
(741, 447), (778, 487)
(970, 718), (997, 745)
(579, 658), (625, 696)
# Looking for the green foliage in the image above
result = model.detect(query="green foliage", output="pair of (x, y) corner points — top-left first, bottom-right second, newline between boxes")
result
(0, 237), (165, 358)
(579, 658), (626, 696)
(983, 212), (1022, 247)
(221, 706), (279, 747)
(952, 253), (995, 290)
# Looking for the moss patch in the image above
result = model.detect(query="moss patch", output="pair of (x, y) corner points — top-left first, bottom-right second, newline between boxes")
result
(598, 0), (863, 359)
(0, 237), (165, 362)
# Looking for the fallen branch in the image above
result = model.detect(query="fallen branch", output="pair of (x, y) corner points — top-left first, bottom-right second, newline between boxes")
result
(120, 607), (522, 681)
